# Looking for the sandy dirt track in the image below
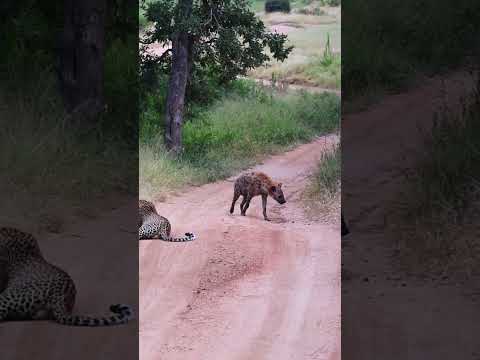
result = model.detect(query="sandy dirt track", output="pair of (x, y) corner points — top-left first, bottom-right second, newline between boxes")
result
(0, 201), (139, 360)
(342, 71), (480, 360)
(140, 136), (341, 360)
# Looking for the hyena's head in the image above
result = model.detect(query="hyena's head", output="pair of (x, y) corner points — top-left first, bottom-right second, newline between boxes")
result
(269, 183), (286, 204)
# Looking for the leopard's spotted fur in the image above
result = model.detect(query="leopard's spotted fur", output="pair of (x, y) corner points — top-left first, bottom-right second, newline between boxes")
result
(139, 200), (196, 241)
(0, 227), (133, 326)
(230, 172), (286, 221)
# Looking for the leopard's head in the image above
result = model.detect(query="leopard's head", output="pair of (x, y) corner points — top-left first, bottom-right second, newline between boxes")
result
(0, 227), (41, 261)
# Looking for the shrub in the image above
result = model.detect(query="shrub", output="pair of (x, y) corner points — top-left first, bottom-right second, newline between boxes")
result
(265, 0), (291, 13)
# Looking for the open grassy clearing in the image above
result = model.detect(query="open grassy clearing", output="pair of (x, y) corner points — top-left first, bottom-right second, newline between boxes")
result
(139, 82), (340, 200)
(249, 4), (340, 88)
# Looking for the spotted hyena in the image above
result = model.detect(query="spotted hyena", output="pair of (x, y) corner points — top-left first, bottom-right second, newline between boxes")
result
(229, 172), (286, 221)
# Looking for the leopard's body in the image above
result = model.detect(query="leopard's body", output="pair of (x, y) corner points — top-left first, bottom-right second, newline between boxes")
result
(230, 172), (286, 221)
(139, 200), (196, 241)
(0, 227), (133, 326)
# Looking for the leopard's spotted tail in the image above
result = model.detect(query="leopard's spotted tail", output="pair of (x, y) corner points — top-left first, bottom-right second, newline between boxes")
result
(54, 304), (134, 326)
(166, 232), (196, 242)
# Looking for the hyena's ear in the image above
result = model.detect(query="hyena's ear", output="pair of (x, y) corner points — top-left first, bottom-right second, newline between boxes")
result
(270, 185), (277, 193)
(277, 183), (282, 188)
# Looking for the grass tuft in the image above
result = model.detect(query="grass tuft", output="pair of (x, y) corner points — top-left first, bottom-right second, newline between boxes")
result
(302, 143), (340, 223)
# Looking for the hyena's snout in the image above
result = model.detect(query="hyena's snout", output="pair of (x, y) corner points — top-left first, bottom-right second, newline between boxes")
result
(275, 192), (286, 204)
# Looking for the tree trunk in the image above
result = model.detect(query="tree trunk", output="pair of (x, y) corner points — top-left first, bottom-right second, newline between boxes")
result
(60, 0), (106, 122)
(164, 0), (193, 154)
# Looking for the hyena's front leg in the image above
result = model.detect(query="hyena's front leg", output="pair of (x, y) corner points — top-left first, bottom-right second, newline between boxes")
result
(261, 194), (269, 221)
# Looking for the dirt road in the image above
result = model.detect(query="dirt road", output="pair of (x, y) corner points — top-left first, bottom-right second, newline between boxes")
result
(0, 200), (138, 360)
(342, 70), (480, 360)
(140, 135), (341, 360)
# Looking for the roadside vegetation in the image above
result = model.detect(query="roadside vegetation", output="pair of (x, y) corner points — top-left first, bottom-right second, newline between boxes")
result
(140, 79), (339, 199)
(339, 0), (480, 277)
(303, 144), (340, 222)
(389, 75), (480, 276)
(1, 3), (137, 234)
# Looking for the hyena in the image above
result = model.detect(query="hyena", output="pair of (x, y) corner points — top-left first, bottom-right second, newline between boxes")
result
(230, 172), (286, 221)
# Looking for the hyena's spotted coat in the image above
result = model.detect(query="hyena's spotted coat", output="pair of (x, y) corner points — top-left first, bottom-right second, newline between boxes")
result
(230, 172), (286, 221)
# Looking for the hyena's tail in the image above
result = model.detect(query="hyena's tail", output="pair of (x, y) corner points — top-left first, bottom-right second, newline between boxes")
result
(165, 232), (196, 242)
(53, 304), (134, 326)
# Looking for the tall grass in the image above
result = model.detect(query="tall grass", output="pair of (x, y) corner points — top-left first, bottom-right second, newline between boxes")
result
(305, 144), (340, 201)
(140, 81), (339, 198)
(390, 75), (480, 275)
(295, 33), (340, 87)
(0, 79), (135, 233)
(1, 39), (137, 234)
(302, 143), (340, 222)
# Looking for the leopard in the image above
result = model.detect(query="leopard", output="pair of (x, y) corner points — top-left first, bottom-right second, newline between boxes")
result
(230, 171), (286, 221)
(139, 200), (196, 241)
(0, 227), (133, 326)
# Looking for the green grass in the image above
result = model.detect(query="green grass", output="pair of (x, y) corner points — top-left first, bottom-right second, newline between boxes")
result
(261, 37), (340, 88)
(250, 0), (267, 12)
(139, 81), (339, 199)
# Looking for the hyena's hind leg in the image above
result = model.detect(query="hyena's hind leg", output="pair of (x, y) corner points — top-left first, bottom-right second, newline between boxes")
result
(241, 195), (252, 216)
(230, 189), (241, 214)
(239, 195), (248, 215)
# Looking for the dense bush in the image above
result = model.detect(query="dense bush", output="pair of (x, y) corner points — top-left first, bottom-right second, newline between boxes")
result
(265, 0), (291, 13)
